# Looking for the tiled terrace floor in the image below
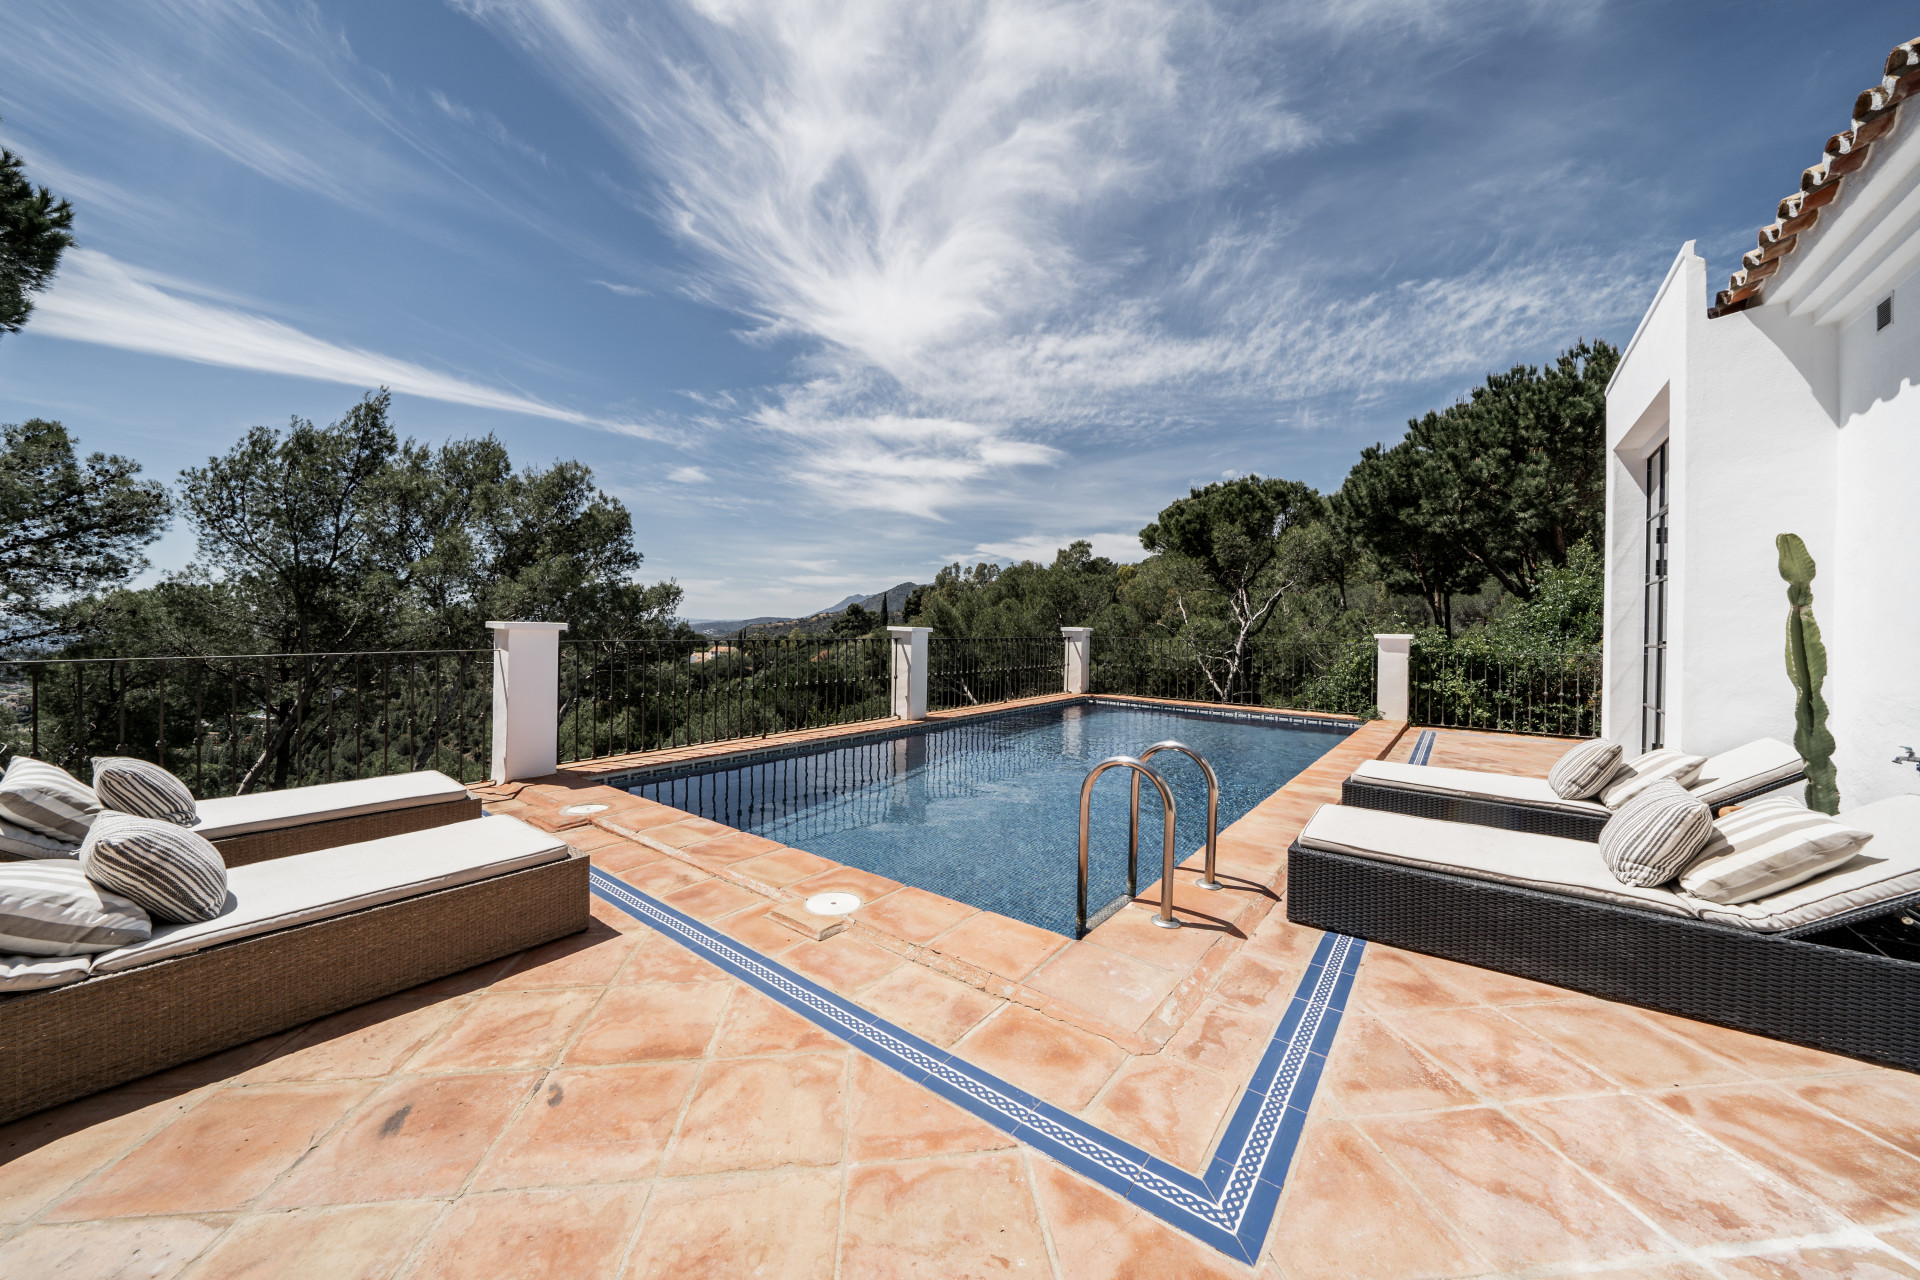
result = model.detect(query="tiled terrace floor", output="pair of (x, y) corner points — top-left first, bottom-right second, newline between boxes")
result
(7, 725), (1920, 1278)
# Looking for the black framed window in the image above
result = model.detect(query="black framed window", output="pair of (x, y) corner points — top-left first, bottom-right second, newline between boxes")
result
(1642, 442), (1669, 751)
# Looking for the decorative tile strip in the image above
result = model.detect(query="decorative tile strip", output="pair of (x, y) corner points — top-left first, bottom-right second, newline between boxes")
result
(1409, 729), (1438, 766)
(590, 866), (1364, 1262)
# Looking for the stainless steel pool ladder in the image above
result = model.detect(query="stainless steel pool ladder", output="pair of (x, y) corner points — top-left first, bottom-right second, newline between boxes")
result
(1077, 757), (1181, 938)
(1130, 741), (1223, 893)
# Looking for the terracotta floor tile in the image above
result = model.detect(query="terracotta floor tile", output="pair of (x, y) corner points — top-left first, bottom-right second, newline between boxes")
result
(1656, 1083), (1920, 1224)
(407, 1186), (647, 1280)
(734, 847), (839, 889)
(616, 857), (712, 898)
(712, 987), (844, 1056)
(1028, 1157), (1246, 1280)
(645, 817), (737, 849)
(1881, 1230), (1920, 1265)
(564, 983), (732, 1064)
(1792, 1073), (1920, 1158)
(789, 863), (903, 903)
(1718, 1246), (1920, 1279)
(492, 922), (640, 990)
(1351, 946), (1488, 1014)
(590, 895), (648, 933)
(1384, 1006), (1615, 1100)
(594, 805), (692, 835)
(1413, 953), (1579, 1005)
(472, 1063), (699, 1189)
(619, 925), (729, 984)
(779, 932), (904, 994)
(1266, 1120), (1484, 1280)
(1208, 947), (1301, 1020)
(111, 1034), (299, 1094)
(407, 988), (599, 1072)
(264, 1071), (537, 1206)
(660, 1054), (847, 1175)
(560, 825), (628, 853)
(852, 886), (977, 945)
(661, 876), (768, 923)
(851, 963), (1000, 1047)
(0, 1217), (226, 1280)
(623, 1168), (841, 1280)
(400, 956), (519, 999)
(180, 1202), (440, 1280)
(847, 1055), (1013, 1162)
(1082, 900), (1230, 971)
(589, 842), (666, 875)
(1164, 997), (1274, 1079)
(1512, 1093), (1840, 1245)
(49, 1082), (370, 1218)
(1317, 1014), (1478, 1117)
(1239, 913), (1326, 968)
(0, 1089), (200, 1225)
(952, 1003), (1126, 1111)
(839, 1151), (1050, 1280)
(1361, 1107), (1664, 1269)
(931, 910), (1067, 981)
(711, 900), (804, 955)
(1024, 940), (1181, 1034)
(1634, 1009), (1873, 1078)
(1085, 1055), (1241, 1169)
(243, 998), (464, 1085)
(680, 830), (784, 865)
(1502, 1000), (1754, 1090)
(1566, 1265), (1719, 1280)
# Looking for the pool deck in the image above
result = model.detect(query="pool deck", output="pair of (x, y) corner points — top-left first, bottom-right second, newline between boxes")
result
(6, 721), (1920, 1277)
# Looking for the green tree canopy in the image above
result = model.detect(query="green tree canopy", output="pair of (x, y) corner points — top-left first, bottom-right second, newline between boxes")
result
(1, 130), (75, 335)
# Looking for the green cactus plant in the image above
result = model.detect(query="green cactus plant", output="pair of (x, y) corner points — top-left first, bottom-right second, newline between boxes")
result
(1777, 533), (1839, 814)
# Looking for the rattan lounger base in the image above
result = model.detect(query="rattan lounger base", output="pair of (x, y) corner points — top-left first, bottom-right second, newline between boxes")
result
(0, 847), (588, 1125)
(1340, 772), (1808, 843)
(1287, 840), (1920, 1072)
(211, 796), (485, 867)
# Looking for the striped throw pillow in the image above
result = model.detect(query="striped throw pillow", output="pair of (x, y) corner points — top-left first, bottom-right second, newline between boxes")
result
(80, 813), (229, 925)
(1679, 798), (1874, 905)
(1600, 748), (1709, 809)
(1599, 779), (1714, 887)
(1547, 739), (1624, 800)
(92, 757), (199, 827)
(0, 817), (81, 861)
(0, 757), (100, 843)
(0, 860), (151, 956)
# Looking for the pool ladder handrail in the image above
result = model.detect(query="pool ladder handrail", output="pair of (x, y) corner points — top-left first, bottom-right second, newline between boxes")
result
(1077, 756), (1182, 938)
(1130, 740), (1222, 893)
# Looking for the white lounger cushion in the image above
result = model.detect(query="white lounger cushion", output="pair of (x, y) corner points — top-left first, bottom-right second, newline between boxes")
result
(1689, 738), (1806, 807)
(192, 771), (471, 841)
(1298, 803), (1695, 917)
(92, 816), (567, 973)
(1689, 795), (1920, 932)
(1349, 761), (1610, 817)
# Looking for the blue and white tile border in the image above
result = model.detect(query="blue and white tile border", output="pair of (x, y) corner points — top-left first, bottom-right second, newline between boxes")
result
(590, 866), (1365, 1263)
(1408, 728), (1438, 766)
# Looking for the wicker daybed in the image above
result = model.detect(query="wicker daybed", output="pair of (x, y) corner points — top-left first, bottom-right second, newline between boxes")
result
(1341, 738), (1807, 842)
(0, 814), (588, 1124)
(1287, 796), (1920, 1071)
(192, 769), (484, 866)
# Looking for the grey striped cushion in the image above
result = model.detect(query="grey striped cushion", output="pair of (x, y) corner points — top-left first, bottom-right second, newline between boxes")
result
(0, 817), (80, 861)
(92, 757), (199, 827)
(1679, 798), (1875, 905)
(1600, 748), (1709, 809)
(1548, 739), (1624, 800)
(0, 757), (101, 842)
(1599, 779), (1713, 887)
(80, 813), (229, 925)
(0, 953), (93, 992)
(0, 860), (150, 956)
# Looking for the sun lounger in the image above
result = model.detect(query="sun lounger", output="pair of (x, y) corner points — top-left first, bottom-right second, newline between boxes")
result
(0, 815), (587, 1123)
(1341, 738), (1807, 841)
(1286, 795), (1920, 1071)
(192, 770), (483, 866)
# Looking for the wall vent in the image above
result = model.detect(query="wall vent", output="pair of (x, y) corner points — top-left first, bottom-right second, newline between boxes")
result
(1878, 296), (1894, 330)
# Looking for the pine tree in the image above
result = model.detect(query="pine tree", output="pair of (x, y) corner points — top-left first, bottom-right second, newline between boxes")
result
(0, 124), (76, 336)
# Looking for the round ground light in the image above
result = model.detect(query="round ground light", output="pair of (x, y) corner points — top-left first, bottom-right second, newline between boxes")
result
(804, 891), (862, 916)
(559, 802), (609, 816)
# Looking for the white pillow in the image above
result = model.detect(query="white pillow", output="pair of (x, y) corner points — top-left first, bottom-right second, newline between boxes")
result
(1601, 748), (1708, 809)
(0, 860), (150, 956)
(0, 953), (92, 992)
(1599, 779), (1714, 887)
(0, 757), (100, 843)
(1679, 797), (1875, 905)
(0, 817), (81, 861)
(1547, 739), (1624, 800)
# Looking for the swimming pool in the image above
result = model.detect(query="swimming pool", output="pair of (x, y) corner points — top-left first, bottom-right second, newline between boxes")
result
(625, 701), (1354, 937)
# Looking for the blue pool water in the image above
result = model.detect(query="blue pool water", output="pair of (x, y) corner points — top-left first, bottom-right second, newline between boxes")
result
(625, 701), (1353, 937)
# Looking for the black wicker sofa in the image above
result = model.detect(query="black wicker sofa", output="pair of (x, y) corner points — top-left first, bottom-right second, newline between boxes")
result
(1287, 796), (1920, 1072)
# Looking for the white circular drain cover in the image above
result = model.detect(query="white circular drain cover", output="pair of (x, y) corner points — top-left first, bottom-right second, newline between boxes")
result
(559, 802), (609, 816)
(805, 892), (862, 916)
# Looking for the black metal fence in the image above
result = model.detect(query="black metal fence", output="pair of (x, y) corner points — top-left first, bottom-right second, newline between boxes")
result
(1090, 637), (1376, 717)
(927, 637), (1060, 711)
(0, 650), (494, 796)
(1409, 643), (1603, 737)
(559, 636), (889, 764)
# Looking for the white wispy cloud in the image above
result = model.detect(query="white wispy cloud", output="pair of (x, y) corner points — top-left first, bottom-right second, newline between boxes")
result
(667, 465), (711, 483)
(962, 531), (1150, 566)
(34, 249), (671, 438)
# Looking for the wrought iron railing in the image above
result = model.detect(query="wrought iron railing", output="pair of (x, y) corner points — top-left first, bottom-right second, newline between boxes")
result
(1089, 637), (1375, 716)
(927, 637), (1060, 711)
(559, 636), (889, 763)
(0, 650), (494, 795)
(1409, 643), (1602, 737)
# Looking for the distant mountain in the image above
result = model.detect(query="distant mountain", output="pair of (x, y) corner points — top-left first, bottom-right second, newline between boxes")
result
(687, 581), (921, 638)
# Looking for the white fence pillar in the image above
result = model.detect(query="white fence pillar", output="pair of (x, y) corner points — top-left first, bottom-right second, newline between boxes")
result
(488, 621), (569, 782)
(1061, 627), (1092, 694)
(888, 626), (930, 720)
(1374, 633), (1412, 722)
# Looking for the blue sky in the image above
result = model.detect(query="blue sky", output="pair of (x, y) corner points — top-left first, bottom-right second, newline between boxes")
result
(0, 1), (1908, 620)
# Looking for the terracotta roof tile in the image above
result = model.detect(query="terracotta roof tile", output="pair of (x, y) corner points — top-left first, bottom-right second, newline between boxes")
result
(1708, 37), (1920, 317)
